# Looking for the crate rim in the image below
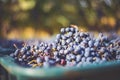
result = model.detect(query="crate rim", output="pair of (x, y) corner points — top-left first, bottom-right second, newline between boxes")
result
(1, 55), (120, 78)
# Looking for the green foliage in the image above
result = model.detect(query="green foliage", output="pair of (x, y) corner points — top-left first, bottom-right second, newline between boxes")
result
(0, 0), (120, 38)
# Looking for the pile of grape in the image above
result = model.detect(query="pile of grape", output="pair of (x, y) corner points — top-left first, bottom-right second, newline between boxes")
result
(10, 25), (120, 68)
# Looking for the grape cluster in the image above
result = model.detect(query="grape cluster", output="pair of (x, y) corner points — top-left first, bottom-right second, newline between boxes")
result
(10, 25), (120, 68)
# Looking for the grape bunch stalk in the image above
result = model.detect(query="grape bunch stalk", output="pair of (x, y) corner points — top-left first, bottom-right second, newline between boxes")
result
(10, 25), (120, 68)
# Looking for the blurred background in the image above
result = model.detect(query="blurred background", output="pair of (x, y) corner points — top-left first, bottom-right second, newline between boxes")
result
(0, 0), (120, 39)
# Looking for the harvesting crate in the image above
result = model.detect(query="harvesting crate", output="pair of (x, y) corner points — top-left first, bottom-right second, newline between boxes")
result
(0, 54), (120, 80)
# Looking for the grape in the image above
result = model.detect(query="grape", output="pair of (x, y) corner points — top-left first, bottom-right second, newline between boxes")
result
(88, 40), (93, 47)
(49, 59), (56, 65)
(18, 58), (23, 62)
(94, 41), (99, 47)
(52, 43), (57, 49)
(22, 55), (26, 59)
(95, 57), (101, 63)
(10, 53), (14, 57)
(80, 32), (84, 37)
(62, 35), (67, 40)
(60, 28), (65, 33)
(70, 27), (75, 32)
(68, 47), (74, 52)
(91, 52), (96, 57)
(81, 57), (86, 62)
(66, 39), (71, 44)
(71, 60), (77, 66)
(116, 55), (120, 60)
(68, 32), (73, 37)
(86, 57), (92, 62)
(55, 39), (59, 43)
(43, 62), (50, 68)
(56, 34), (61, 39)
(33, 52), (38, 57)
(26, 46), (31, 50)
(76, 62), (82, 67)
(74, 46), (81, 54)
(36, 57), (42, 64)
(10, 25), (120, 68)
(65, 27), (70, 32)
(66, 55), (71, 61)
(41, 46), (46, 51)
(26, 51), (31, 56)
(44, 50), (49, 55)
(53, 51), (58, 57)
(84, 51), (90, 57)
(63, 45), (67, 50)
(59, 49), (64, 54)
(84, 48), (90, 57)
(70, 54), (76, 60)
(76, 55), (81, 62)
(102, 57), (107, 62)
(75, 37), (81, 43)
(61, 40), (66, 45)
(64, 49), (69, 54)
(56, 57), (60, 62)
(14, 49), (20, 56)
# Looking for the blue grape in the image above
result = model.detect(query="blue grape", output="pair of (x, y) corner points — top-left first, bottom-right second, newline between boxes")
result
(64, 49), (69, 54)
(65, 27), (70, 32)
(75, 37), (80, 43)
(70, 27), (75, 32)
(66, 55), (71, 61)
(14, 49), (20, 56)
(86, 57), (92, 62)
(33, 52), (38, 57)
(62, 35), (67, 40)
(71, 54), (76, 60)
(94, 41), (99, 47)
(26, 46), (31, 50)
(81, 57), (86, 62)
(66, 39), (72, 43)
(61, 40), (66, 45)
(22, 55), (26, 59)
(60, 28), (65, 33)
(59, 49), (64, 54)
(10, 53), (14, 57)
(36, 57), (42, 64)
(56, 34), (61, 39)
(49, 59), (56, 65)
(43, 62), (50, 68)
(68, 47), (74, 52)
(80, 32), (84, 37)
(74, 46), (81, 54)
(55, 57), (60, 62)
(76, 55), (81, 62)
(84, 51), (90, 57)
(76, 62), (82, 67)
(68, 32), (73, 37)
(26, 51), (31, 56)
(95, 57), (101, 63)
(18, 58), (23, 62)
(53, 51), (58, 57)
(101, 57), (107, 62)
(20, 47), (26, 53)
(88, 40), (93, 47)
